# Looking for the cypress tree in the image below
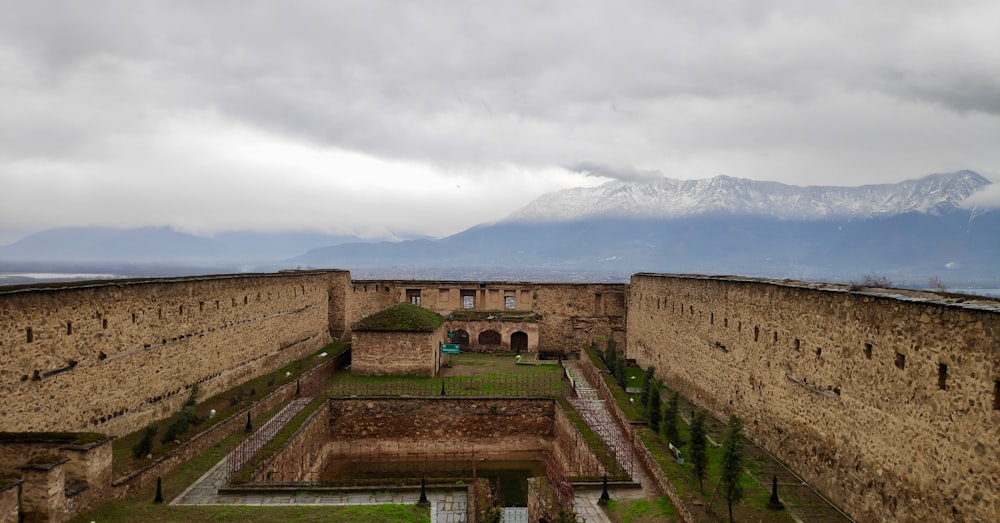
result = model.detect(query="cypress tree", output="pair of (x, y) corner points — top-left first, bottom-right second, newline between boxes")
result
(639, 366), (655, 406)
(720, 414), (745, 522)
(662, 390), (680, 445)
(647, 382), (662, 433)
(689, 410), (708, 494)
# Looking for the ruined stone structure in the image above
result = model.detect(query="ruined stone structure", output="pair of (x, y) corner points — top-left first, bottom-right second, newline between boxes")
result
(626, 273), (1000, 522)
(349, 280), (625, 353)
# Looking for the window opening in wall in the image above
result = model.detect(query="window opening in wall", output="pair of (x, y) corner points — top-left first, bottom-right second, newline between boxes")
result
(737, 321), (742, 332)
(724, 318), (728, 328)
(689, 305), (694, 315)
(66, 321), (72, 335)
(994, 381), (1000, 410)
(215, 300), (220, 309)
(159, 308), (163, 319)
(102, 319), (108, 329)
(594, 293), (603, 315)
(179, 305), (184, 315)
(754, 326), (759, 342)
(406, 289), (421, 306)
(895, 352), (906, 369)
(710, 313), (714, 325)
(364, 285), (368, 292)
(505, 296), (516, 310)
(132, 313), (137, 323)
(199, 301), (204, 312)
(794, 339), (801, 351)
(26, 327), (33, 343)
(864, 343), (873, 359)
(376, 285), (380, 292)
(244, 296), (248, 305)
(938, 363), (948, 390)
(773, 331), (778, 343)
(816, 347), (822, 358)
(461, 290), (475, 309)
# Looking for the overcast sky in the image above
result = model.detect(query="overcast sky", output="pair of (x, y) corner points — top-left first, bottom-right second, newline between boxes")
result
(2, 1), (999, 244)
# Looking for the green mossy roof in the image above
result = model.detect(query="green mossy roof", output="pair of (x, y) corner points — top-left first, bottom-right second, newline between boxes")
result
(354, 303), (445, 332)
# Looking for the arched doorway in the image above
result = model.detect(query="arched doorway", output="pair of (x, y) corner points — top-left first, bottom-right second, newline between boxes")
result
(454, 329), (470, 347)
(478, 329), (501, 346)
(511, 331), (528, 353)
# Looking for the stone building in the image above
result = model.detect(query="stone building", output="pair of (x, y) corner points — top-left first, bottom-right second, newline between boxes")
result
(351, 303), (445, 377)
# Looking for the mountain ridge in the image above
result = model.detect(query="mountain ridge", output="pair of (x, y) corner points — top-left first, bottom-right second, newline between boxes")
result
(505, 170), (992, 222)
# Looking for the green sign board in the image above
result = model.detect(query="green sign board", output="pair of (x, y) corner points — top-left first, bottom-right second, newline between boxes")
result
(441, 343), (461, 355)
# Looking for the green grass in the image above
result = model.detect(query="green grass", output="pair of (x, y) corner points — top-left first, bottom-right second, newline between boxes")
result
(607, 497), (678, 522)
(354, 303), (444, 331)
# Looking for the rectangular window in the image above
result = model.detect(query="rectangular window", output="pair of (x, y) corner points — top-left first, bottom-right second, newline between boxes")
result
(66, 321), (72, 335)
(26, 327), (33, 343)
(895, 352), (906, 370)
(463, 295), (475, 309)
(505, 296), (516, 310)
(938, 363), (948, 390)
(864, 343), (873, 359)
(406, 289), (421, 306)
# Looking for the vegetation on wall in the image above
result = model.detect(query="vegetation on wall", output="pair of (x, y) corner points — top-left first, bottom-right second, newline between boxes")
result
(353, 302), (445, 332)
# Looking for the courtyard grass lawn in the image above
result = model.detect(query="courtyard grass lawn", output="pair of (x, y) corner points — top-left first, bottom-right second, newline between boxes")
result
(606, 497), (679, 523)
(327, 352), (563, 397)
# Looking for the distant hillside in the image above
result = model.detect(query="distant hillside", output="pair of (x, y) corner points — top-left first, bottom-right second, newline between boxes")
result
(293, 171), (999, 286)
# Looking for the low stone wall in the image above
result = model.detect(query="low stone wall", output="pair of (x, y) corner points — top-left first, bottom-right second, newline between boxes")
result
(328, 397), (554, 440)
(551, 405), (605, 478)
(251, 403), (328, 483)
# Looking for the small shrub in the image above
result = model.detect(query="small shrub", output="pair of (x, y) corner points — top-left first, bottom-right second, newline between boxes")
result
(131, 424), (157, 459)
(183, 384), (199, 408)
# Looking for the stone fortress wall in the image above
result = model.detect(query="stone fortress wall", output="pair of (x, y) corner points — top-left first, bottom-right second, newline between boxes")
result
(0, 270), (349, 437)
(2, 269), (996, 521)
(625, 273), (1000, 523)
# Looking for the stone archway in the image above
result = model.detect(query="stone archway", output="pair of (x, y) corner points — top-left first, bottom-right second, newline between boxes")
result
(478, 329), (501, 346)
(454, 329), (470, 347)
(511, 331), (528, 353)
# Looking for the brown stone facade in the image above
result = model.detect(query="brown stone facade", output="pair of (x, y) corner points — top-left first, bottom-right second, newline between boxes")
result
(0, 271), (346, 437)
(625, 273), (1000, 523)
(348, 280), (626, 353)
(351, 327), (444, 377)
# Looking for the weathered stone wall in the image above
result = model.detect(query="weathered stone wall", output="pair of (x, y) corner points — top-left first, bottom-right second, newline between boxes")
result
(441, 320), (539, 353)
(551, 404), (605, 478)
(626, 273), (1000, 523)
(351, 327), (443, 377)
(347, 280), (626, 353)
(534, 285), (625, 352)
(0, 271), (340, 437)
(0, 480), (18, 523)
(328, 398), (554, 440)
(252, 403), (328, 483)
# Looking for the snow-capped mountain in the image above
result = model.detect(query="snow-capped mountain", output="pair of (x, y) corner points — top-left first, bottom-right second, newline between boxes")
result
(506, 170), (992, 222)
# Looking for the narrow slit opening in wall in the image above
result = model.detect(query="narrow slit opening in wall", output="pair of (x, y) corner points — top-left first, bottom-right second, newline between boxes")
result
(994, 381), (1000, 410)
(793, 339), (800, 351)
(710, 313), (714, 325)
(131, 313), (136, 323)
(773, 331), (778, 343)
(864, 343), (873, 359)
(26, 327), (33, 343)
(895, 352), (906, 369)
(816, 347), (822, 358)
(102, 318), (108, 329)
(938, 363), (948, 390)
(754, 326), (759, 342)
(179, 305), (183, 315)
(724, 318), (728, 328)
(66, 321), (72, 335)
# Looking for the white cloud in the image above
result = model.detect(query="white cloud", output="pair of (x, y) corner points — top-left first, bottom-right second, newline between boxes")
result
(0, 0), (998, 241)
